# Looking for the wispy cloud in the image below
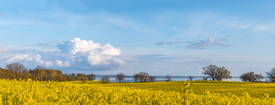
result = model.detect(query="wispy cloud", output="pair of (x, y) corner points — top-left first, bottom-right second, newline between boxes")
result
(156, 41), (182, 45)
(0, 14), (6, 17)
(186, 38), (228, 49)
(172, 11), (275, 39)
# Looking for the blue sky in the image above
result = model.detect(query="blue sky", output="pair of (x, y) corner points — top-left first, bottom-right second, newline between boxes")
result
(1, 0), (275, 76)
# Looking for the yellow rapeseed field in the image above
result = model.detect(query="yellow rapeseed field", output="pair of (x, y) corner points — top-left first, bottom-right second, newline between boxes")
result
(0, 79), (274, 104)
(104, 81), (275, 98)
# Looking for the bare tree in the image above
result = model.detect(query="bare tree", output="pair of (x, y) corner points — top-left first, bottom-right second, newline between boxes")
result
(101, 76), (110, 84)
(87, 74), (96, 80)
(5, 63), (27, 73)
(133, 72), (150, 82)
(116, 73), (126, 83)
(188, 75), (194, 81)
(166, 75), (171, 81)
(133, 74), (139, 82)
(266, 68), (275, 82)
(139, 72), (149, 82)
(202, 65), (218, 81)
(148, 76), (156, 82)
(240, 72), (264, 82)
(202, 65), (232, 81)
(215, 66), (232, 81)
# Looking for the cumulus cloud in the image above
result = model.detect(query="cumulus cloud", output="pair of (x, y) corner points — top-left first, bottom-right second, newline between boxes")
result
(186, 38), (228, 49)
(7, 53), (36, 63)
(6, 53), (53, 67)
(156, 41), (182, 45)
(57, 38), (123, 66)
(55, 60), (71, 67)
(0, 38), (123, 71)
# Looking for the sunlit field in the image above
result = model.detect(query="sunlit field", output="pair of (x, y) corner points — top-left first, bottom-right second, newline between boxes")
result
(101, 81), (275, 98)
(1, 79), (275, 104)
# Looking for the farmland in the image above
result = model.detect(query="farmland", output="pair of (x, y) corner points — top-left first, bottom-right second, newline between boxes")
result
(101, 81), (275, 98)
(0, 79), (275, 104)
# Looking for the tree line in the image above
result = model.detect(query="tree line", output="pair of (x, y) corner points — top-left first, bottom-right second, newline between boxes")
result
(0, 63), (275, 83)
(0, 63), (95, 82)
(129, 64), (274, 83)
(202, 64), (275, 82)
(0, 63), (175, 83)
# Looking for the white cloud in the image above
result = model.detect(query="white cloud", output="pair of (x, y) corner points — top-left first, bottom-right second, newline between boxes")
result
(207, 38), (226, 42)
(0, 38), (123, 71)
(0, 46), (12, 52)
(156, 41), (173, 45)
(55, 60), (71, 67)
(6, 53), (54, 67)
(156, 41), (182, 45)
(44, 61), (54, 67)
(7, 53), (35, 63)
(57, 38), (123, 66)
(186, 38), (228, 49)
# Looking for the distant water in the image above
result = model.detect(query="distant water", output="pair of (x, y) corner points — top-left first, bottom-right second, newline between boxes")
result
(94, 75), (269, 82)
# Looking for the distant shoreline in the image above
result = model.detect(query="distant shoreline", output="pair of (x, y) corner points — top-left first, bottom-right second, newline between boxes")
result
(94, 75), (270, 82)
